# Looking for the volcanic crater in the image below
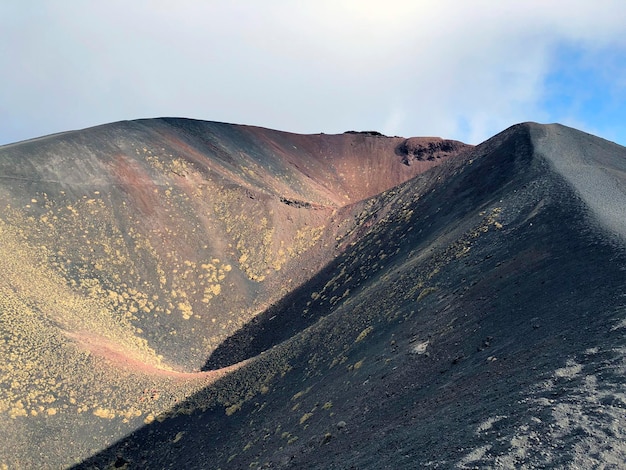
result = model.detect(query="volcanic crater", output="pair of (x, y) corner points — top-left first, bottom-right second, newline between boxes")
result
(1, 119), (625, 469)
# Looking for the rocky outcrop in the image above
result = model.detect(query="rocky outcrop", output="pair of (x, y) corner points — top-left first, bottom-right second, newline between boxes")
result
(396, 137), (470, 165)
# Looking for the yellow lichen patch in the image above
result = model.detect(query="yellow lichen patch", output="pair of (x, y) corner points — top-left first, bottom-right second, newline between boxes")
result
(417, 287), (437, 302)
(93, 407), (116, 419)
(291, 387), (312, 402)
(208, 176), (328, 281)
(355, 326), (374, 343)
(178, 300), (194, 320)
(210, 284), (221, 296)
(9, 403), (28, 419)
(287, 225), (324, 258)
(226, 402), (242, 416)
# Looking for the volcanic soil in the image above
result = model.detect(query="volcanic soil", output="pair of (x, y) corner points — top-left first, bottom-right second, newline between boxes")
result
(0, 118), (466, 468)
(1, 119), (625, 469)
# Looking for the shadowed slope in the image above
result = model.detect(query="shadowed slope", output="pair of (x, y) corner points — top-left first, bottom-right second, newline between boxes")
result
(73, 123), (626, 469)
(0, 119), (469, 468)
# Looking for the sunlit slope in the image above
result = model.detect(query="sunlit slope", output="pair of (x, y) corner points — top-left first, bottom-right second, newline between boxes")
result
(75, 123), (626, 469)
(0, 118), (464, 370)
(0, 118), (466, 468)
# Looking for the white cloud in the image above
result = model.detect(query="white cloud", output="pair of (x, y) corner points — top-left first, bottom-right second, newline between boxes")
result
(1, 0), (625, 145)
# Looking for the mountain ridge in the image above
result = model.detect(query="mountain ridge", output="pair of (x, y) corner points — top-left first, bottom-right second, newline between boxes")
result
(78, 119), (626, 469)
(0, 119), (625, 468)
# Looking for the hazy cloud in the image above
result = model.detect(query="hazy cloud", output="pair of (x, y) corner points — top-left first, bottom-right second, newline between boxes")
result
(1, 1), (625, 145)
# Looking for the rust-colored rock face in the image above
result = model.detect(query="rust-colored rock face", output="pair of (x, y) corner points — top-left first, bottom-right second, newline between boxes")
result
(396, 136), (468, 165)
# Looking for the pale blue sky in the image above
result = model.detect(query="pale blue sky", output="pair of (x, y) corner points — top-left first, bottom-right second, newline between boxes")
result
(1, 1), (625, 146)
(542, 44), (626, 143)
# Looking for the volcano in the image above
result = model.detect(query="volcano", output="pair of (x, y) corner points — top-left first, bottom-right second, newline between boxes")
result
(0, 119), (624, 469)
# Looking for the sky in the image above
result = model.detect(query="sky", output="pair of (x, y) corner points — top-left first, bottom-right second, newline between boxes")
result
(1, 1), (625, 147)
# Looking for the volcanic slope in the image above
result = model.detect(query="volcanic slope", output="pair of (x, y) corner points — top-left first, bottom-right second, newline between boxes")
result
(73, 122), (626, 469)
(0, 118), (468, 468)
